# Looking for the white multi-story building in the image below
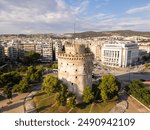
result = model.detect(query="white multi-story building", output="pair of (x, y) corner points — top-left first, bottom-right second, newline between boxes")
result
(101, 41), (139, 67)
(35, 43), (42, 55)
(139, 45), (150, 53)
(23, 42), (35, 52)
(3, 41), (19, 60)
(42, 43), (53, 62)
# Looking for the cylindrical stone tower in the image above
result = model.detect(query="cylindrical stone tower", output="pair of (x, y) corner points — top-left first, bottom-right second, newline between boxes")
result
(58, 42), (93, 97)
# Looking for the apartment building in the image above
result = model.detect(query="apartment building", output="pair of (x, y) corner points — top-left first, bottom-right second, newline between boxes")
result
(23, 42), (35, 52)
(42, 43), (53, 62)
(88, 43), (101, 61)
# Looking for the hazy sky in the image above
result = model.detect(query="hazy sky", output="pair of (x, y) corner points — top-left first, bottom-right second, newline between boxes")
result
(0, 0), (150, 34)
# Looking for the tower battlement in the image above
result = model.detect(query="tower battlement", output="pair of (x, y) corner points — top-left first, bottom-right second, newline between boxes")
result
(65, 43), (86, 55)
(57, 52), (93, 60)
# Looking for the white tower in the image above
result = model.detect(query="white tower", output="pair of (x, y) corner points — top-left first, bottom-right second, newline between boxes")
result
(58, 42), (93, 97)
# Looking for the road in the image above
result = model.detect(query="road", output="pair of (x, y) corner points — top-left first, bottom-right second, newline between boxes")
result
(116, 72), (150, 81)
(93, 65), (150, 81)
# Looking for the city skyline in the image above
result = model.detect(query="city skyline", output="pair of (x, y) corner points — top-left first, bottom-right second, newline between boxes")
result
(0, 0), (150, 34)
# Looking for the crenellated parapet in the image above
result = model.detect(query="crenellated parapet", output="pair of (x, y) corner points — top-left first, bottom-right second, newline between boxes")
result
(57, 52), (93, 61)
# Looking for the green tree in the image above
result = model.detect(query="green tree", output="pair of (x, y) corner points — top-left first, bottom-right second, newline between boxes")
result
(17, 66), (27, 73)
(128, 80), (144, 98)
(23, 51), (41, 65)
(83, 86), (94, 103)
(12, 84), (20, 92)
(34, 67), (43, 81)
(142, 89), (150, 105)
(3, 86), (12, 99)
(128, 80), (150, 105)
(26, 66), (43, 83)
(13, 79), (31, 93)
(144, 63), (150, 68)
(42, 75), (59, 94)
(56, 83), (68, 106)
(26, 66), (36, 77)
(30, 73), (37, 82)
(99, 74), (120, 102)
(36, 65), (43, 72)
(0, 71), (21, 88)
(56, 93), (63, 106)
(19, 79), (31, 93)
(67, 94), (76, 108)
(51, 63), (58, 69)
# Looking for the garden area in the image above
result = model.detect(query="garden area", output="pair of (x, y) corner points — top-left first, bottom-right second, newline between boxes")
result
(33, 91), (117, 113)
(33, 74), (119, 113)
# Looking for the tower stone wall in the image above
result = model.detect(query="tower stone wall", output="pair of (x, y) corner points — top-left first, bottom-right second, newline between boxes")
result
(58, 43), (93, 97)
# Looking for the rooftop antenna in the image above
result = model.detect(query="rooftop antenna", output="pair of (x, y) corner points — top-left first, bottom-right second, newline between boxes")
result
(74, 22), (75, 43)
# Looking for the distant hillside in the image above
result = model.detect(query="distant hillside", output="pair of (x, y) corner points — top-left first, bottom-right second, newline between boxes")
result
(69, 30), (150, 38)
(1, 30), (150, 39)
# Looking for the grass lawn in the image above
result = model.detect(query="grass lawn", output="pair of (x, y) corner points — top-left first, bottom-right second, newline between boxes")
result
(33, 91), (117, 113)
(89, 101), (116, 113)
(33, 91), (70, 113)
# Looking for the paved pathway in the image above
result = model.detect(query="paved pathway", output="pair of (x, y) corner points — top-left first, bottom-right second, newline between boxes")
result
(110, 81), (150, 113)
(24, 83), (41, 113)
(125, 96), (150, 113)
(0, 93), (29, 113)
(0, 83), (41, 113)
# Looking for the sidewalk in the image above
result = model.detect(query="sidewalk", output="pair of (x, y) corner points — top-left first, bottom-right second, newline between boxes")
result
(0, 93), (29, 113)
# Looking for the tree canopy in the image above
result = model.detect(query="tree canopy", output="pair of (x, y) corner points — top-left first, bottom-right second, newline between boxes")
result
(26, 66), (43, 83)
(0, 71), (22, 88)
(67, 93), (76, 108)
(56, 84), (68, 106)
(83, 86), (94, 104)
(42, 75), (59, 94)
(129, 80), (150, 105)
(13, 78), (31, 93)
(99, 74), (120, 102)
(51, 63), (58, 69)
(22, 51), (41, 65)
(3, 86), (12, 99)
